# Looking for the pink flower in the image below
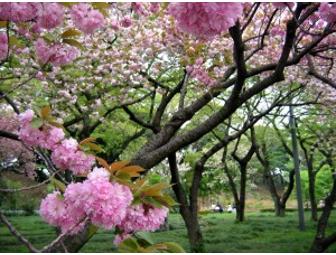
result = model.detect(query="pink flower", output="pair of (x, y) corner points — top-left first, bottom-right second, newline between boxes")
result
(19, 124), (46, 148)
(132, 3), (147, 16)
(118, 204), (168, 233)
(36, 3), (64, 30)
(35, 38), (51, 64)
(51, 138), (95, 175)
(70, 3), (105, 34)
(318, 3), (336, 24)
(40, 190), (86, 235)
(18, 110), (47, 147)
(120, 17), (132, 28)
(35, 38), (79, 66)
(0, 32), (8, 61)
(87, 180), (133, 229)
(64, 178), (133, 229)
(149, 3), (160, 13)
(69, 150), (95, 175)
(169, 3), (243, 39)
(39, 191), (67, 226)
(43, 126), (65, 150)
(110, 20), (119, 31)
(87, 167), (110, 181)
(0, 3), (39, 22)
(49, 43), (79, 66)
(18, 109), (34, 125)
(272, 3), (295, 9)
(51, 138), (78, 169)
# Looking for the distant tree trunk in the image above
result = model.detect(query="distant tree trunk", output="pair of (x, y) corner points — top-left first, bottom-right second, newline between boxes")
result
(307, 159), (318, 221)
(255, 140), (295, 217)
(274, 202), (286, 217)
(310, 175), (336, 252)
(223, 150), (240, 220)
(297, 135), (318, 222)
(237, 167), (247, 222)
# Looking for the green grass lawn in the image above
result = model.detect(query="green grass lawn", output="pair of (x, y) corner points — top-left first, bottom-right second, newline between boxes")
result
(1, 211), (336, 252)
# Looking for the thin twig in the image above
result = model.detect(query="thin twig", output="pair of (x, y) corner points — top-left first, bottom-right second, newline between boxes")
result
(40, 217), (89, 252)
(0, 212), (39, 252)
(0, 171), (60, 192)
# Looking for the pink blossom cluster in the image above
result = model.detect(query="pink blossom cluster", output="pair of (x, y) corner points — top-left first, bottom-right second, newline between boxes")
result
(0, 32), (8, 61)
(168, 3), (243, 39)
(50, 138), (95, 175)
(0, 3), (64, 32)
(35, 38), (79, 66)
(115, 203), (168, 244)
(70, 3), (105, 34)
(0, 3), (105, 34)
(35, 3), (64, 30)
(18, 110), (50, 148)
(0, 3), (40, 23)
(132, 3), (148, 16)
(272, 3), (295, 9)
(18, 109), (94, 175)
(186, 58), (216, 86)
(318, 3), (336, 24)
(120, 17), (132, 28)
(149, 3), (160, 13)
(40, 167), (133, 234)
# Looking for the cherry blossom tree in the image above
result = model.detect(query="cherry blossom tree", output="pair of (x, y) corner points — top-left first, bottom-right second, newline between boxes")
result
(1, 2), (336, 253)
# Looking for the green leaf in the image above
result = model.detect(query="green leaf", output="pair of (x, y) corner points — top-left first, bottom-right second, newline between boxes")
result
(91, 2), (110, 17)
(134, 231), (154, 246)
(118, 237), (140, 252)
(0, 21), (8, 28)
(142, 196), (163, 208)
(87, 224), (98, 238)
(30, 118), (43, 129)
(61, 28), (82, 38)
(60, 2), (77, 7)
(154, 194), (178, 207)
(160, 242), (185, 253)
(51, 177), (66, 193)
(9, 36), (24, 48)
(115, 171), (131, 180)
(63, 38), (85, 50)
(85, 142), (104, 153)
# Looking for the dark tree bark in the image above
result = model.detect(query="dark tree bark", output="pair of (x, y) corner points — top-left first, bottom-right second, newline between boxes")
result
(307, 161), (318, 221)
(310, 175), (336, 252)
(297, 132), (319, 221)
(168, 154), (204, 252)
(229, 130), (256, 222)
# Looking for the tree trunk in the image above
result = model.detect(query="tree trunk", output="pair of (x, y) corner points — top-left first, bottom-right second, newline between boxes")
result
(168, 154), (205, 252)
(183, 212), (204, 253)
(274, 201), (286, 217)
(310, 175), (336, 252)
(307, 162), (318, 221)
(237, 168), (246, 222)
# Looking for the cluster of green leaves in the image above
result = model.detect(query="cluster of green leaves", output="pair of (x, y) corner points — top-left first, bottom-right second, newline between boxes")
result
(118, 232), (184, 253)
(30, 105), (63, 129)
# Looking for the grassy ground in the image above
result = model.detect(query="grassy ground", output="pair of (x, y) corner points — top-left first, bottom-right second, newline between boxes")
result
(1, 211), (336, 252)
